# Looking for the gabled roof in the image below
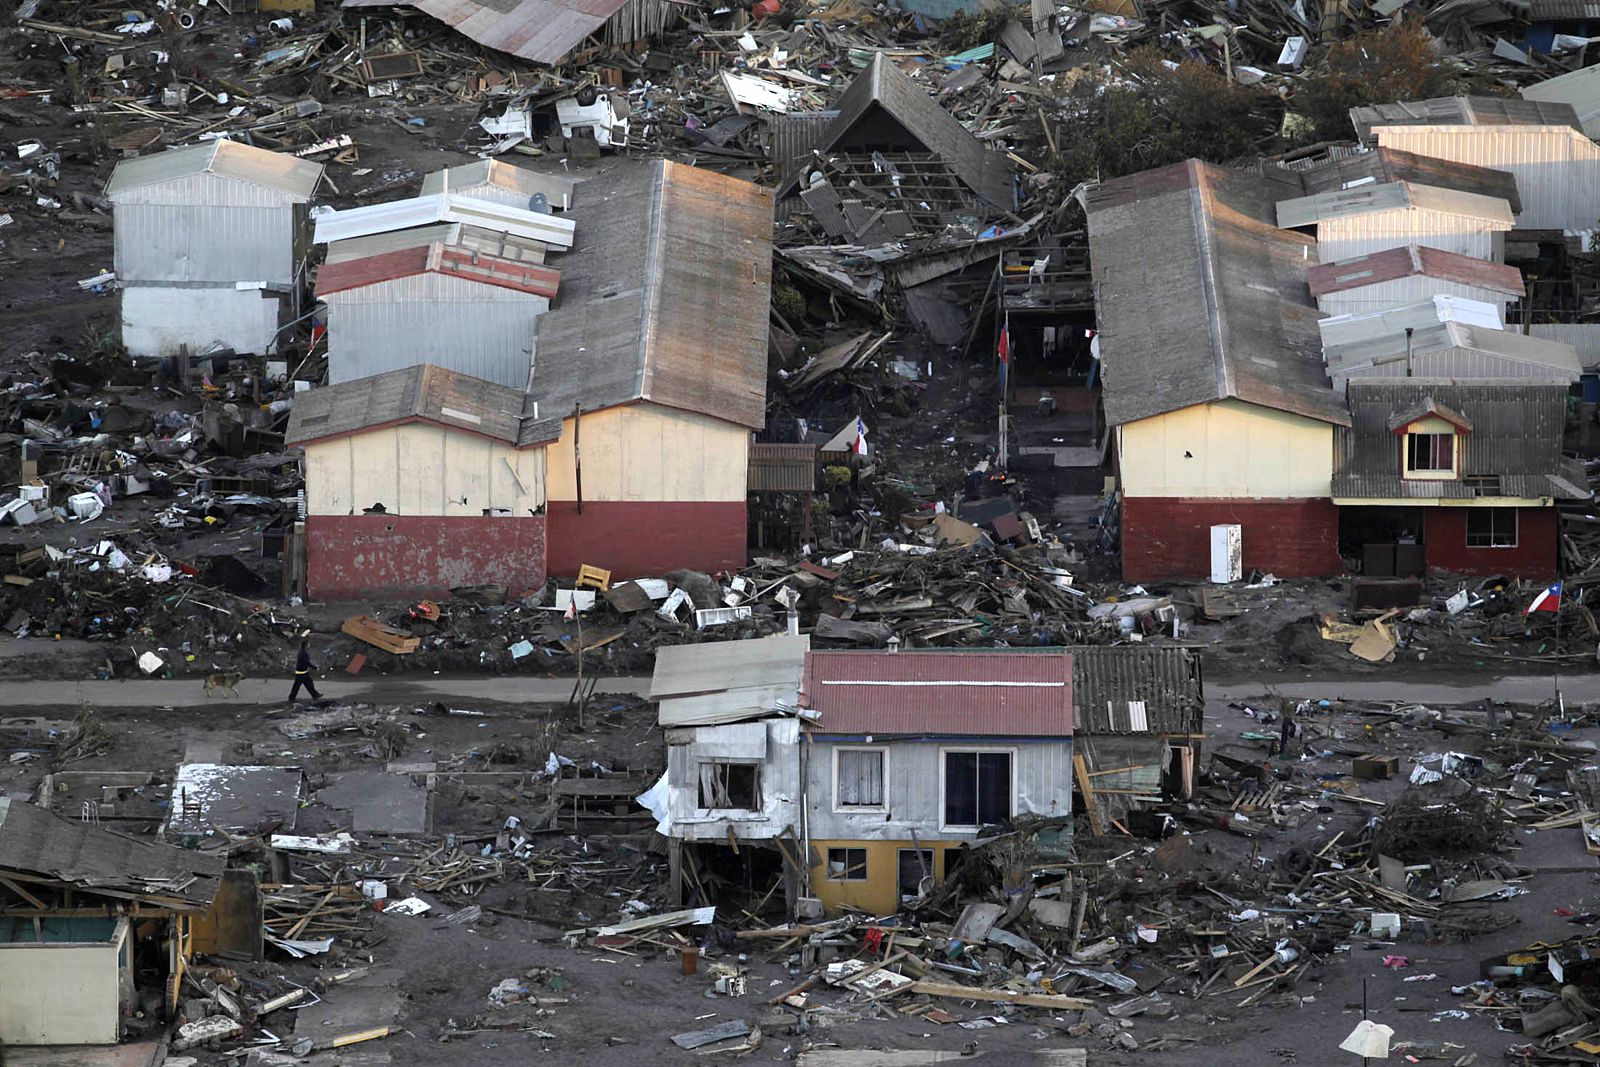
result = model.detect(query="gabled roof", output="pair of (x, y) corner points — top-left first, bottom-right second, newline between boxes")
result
(1385, 395), (1474, 433)
(1276, 181), (1514, 229)
(801, 649), (1073, 736)
(340, 0), (638, 65)
(313, 192), (576, 249)
(1307, 245), (1525, 299)
(652, 634), (810, 727)
(524, 161), (773, 436)
(1083, 159), (1350, 427)
(776, 53), (1013, 209)
(106, 139), (323, 200)
(1325, 320), (1581, 384)
(1520, 64), (1600, 139)
(1290, 146), (1521, 214)
(420, 159), (580, 211)
(0, 797), (223, 909)
(315, 243), (560, 300)
(1351, 96), (1582, 143)
(287, 363), (560, 447)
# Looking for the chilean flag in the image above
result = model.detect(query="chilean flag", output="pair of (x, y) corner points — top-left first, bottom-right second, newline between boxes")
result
(853, 416), (868, 457)
(1527, 581), (1562, 614)
(997, 317), (1011, 366)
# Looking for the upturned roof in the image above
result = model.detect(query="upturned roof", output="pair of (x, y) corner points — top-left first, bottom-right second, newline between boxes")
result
(1307, 245), (1525, 299)
(315, 243), (560, 300)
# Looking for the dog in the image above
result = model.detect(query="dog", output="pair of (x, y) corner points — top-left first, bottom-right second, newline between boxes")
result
(203, 671), (244, 699)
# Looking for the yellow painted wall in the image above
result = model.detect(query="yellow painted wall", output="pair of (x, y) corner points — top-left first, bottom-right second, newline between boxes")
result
(0, 933), (124, 1044)
(304, 423), (546, 517)
(810, 839), (964, 916)
(1118, 399), (1332, 498)
(545, 403), (749, 503)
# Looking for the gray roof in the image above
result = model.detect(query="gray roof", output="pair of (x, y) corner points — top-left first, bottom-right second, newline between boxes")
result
(1084, 159), (1349, 427)
(1276, 181), (1514, 229)
(420, 159), (580, 211)
(1326, 321), (1582, 383)
(652, 634), (810, 726)
(0, 798), (223, 909)
(1288, 146), (1522, 214)
(1071, 646), (1203, 734)
(525, 161), (773, 436)
(775, 53), (1014, 209)
(106, 139), (323, 200)
(771, 111), (839, 199)
(1520, 65), (1600, 139)
(1351, 96), (1582, 143)
(287, 363), (559, 447)
(1335, 380), (1585, 500)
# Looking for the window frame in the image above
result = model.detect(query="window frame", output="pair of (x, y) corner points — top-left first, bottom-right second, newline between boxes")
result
(825, 846), (869, 882)
(938, 746), (1017, 832)
(1402, 429), (1458, 480)
(1465, 507), (1519, 549)
(832, 745), (890, 814)
(695, 759), (763, 813)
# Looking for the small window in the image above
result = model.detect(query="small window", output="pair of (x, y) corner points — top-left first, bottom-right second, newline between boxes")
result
(1466, 508), (1518, 548)
(1406, 432), (1454, 473)
(697, 762), (761, 811)
(826, 847), (868, 881)
(835, 748), (886, 809)
(943, 750), (1012, 829)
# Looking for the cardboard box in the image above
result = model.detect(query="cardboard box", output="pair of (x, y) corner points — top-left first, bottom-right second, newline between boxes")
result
(1353, 754), (1399, 780)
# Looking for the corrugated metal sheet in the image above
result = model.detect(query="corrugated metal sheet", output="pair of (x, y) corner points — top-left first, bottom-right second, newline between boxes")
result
(420, 159), (579, 211)
(322, 272), (548, 389)
(1529, 323), (1600, 370)
(1351, 96), (1581, 143)
(801, 650), (1073, 736)
(1521, 65), (1600, 139)
(340, 0), (677, 65)
(1277, 181), (1513, 228)
(770, 110), (838, 199)
(120, 286), (283, 359)
(1334, 381), (1577, 499)
(1325, 319), (1580, 385)
(1071, 646), (1202, 734)
(652, 634), (809, 725)
(313, 192), (575, 248)
(326, 223), (460, 264)
(1307, 245), (1524, 298)
(748, 442), (817, 492)
(288, 363), (546, 446)
(1319, 279), (1512, 321)
(106, 139), (322, 200)
(316, 243), (559, 299)
(114, 197), (300, 285)
(1315, 208), (1500, 264)
(666, 718), (802, 842)
(1374, 126), (1600, 232)
(774, 54), (1013, 209)
(1084, 159), (1350, 428)
(526, 161), (773, 436)
(1289, 146), (1522, 214)
(1530, 0), (1600, 19)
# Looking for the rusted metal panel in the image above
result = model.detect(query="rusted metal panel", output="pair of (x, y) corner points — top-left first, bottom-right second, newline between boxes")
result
(305, 514), (547, 599)
(1307, 245), (1523, 298)
(801, 650), (1073, 736)
(316, 244), (559, 299)
(1070, 646), (1202, 735)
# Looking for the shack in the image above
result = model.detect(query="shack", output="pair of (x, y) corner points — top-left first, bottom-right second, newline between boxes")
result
(420, 158), (579, 212)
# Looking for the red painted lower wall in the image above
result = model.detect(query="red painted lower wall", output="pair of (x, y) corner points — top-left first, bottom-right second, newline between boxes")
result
(1423, 507), (1557, 578)
(545, 500), (747, 580)
(306, 515), (546, 601)
(1122, 497), (1341, 582)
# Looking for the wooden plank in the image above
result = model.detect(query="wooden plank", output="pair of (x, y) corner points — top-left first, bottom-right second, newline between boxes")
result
(1073, 753), (1105, 837)
(907, 980), (1094, 1010)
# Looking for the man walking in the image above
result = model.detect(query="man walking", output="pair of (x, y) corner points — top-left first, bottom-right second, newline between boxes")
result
(289, 639), (322, 703)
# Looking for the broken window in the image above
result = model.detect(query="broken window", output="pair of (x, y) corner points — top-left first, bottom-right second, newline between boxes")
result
(835, 747), (886, 809)
(826, 847), (868, 881)
(943, 750), (1012, 828)
(697, 761), (761, 811)
(1466, 507), (1518, 549)
(1404, 432), (1454, 474)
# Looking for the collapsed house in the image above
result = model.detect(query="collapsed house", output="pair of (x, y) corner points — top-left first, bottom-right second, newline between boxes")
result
(0, 797), (225, 1045)
(107, 140), (324, 359)
(339, 0), (684, 66)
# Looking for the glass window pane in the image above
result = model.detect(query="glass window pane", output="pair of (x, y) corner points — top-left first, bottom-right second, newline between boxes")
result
(945, 752), (977, 826)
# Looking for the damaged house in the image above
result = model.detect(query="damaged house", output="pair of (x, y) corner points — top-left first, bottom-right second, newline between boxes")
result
(0, 797), (224, 1045)
(420, 159), (579, 212)
(107, 140), (324, 359)
(339, 0), (684, 67)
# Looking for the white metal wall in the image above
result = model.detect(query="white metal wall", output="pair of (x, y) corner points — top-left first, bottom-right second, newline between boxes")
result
(111, 173), (301, 285)
(121, 285), (283, 358)
(1318, 278), (1510, 321)
(323, 273), (546, 389)
(1317, 208), (1497, 263)
(665, 719), (802, 842)
(1376, 126), (1600, 233)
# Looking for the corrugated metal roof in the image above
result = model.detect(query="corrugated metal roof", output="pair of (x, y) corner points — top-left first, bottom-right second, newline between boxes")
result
(287, 363), (558, 446)
(524, 161), (773, 437)
(749, 442), (817, 492)
(1530, 0), (1600, 18)
(1529, 323), (1600, 370)
(652, 634), (810, 726)
(0, 798), (222, 908)
(1276, 181), (1514, 228)
(420, 159), (580, 211)
(801, 650), (1073, 736)
(106, 139), (322, 200)
(1351, 96), (1582, 143)
(1071, 646), (1202, 734)
(340, 0), (659, 65)
(1325, 319), (1581, 383)
(1289, 146), (1522, 214)
(774, 54), (1013, 209)
(1307, 245), (1525, 298)
(1521, 66), (1600, 140)
(771, 110), (838, 198)
(325, 222), (550, 267)
(1084, 159), (1350, 428)
(1334, 380), (1581, 499)
(313, 192), (575, 248)
(1320, 295), (1503, 348)
(316, 242), (560, 299)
